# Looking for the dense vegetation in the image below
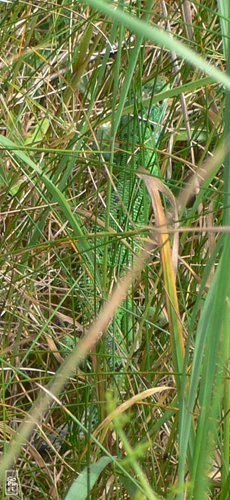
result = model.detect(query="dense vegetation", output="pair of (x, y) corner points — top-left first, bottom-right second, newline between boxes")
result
(0, 1), (229, 499)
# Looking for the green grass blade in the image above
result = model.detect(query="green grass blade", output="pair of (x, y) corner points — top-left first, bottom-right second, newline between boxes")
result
(0, 134), (100, 284)
(64, 456), (113, 500)
(83, 0), (230, 89)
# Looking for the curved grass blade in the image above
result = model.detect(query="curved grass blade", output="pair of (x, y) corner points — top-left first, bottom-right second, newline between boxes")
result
(138, 169), (185, 382)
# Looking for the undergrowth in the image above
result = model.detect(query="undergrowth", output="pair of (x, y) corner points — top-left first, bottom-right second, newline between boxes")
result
(0, 1), (229, 499)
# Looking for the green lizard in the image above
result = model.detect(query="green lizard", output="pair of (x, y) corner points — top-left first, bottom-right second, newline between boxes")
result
(97, 78), (168, 366)
(62, 78), (168, 358)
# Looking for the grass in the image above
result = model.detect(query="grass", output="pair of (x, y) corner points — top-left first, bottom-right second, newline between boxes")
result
(0, 1), (229, 499)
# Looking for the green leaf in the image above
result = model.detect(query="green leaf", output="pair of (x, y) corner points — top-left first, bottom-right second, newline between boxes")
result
(64, 457), (112, 500)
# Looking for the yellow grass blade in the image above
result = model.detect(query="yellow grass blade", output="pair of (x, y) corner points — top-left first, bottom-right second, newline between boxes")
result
(138, 170), (185, 380)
